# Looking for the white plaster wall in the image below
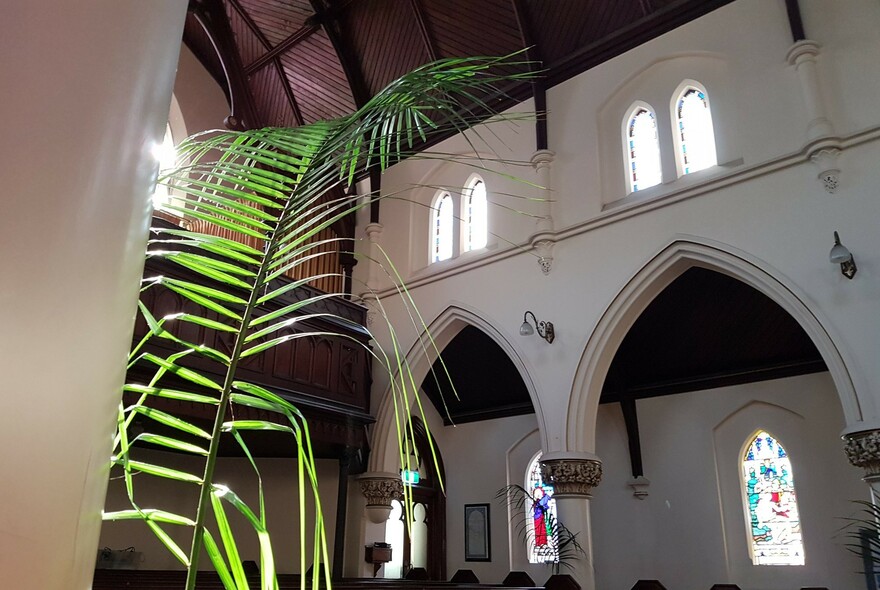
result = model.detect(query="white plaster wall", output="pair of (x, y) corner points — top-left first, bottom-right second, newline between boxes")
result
(172, 44), (230, 138)
(357, 0), (880, 457)
(430, 413), (541, 584)
(591, 372), (866, 589)
(100, 451), (340, 574)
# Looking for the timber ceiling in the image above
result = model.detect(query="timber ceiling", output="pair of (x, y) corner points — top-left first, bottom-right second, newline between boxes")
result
(185, 0), (736, 132)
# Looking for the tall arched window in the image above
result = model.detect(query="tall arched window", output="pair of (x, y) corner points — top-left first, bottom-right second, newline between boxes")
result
(462, 177), (487, 252)
(674, 85), (717, 175)
(526, 453), (559, 564)
(625, 105), (662, 193)
(431, 192), (453, 262)
(151, 123), (176, 211)
(742, 431), (805, 565)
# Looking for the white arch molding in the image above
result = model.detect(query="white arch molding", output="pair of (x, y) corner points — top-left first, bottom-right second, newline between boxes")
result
(566, 237), (862, 453)
(369, 303), (548, 473)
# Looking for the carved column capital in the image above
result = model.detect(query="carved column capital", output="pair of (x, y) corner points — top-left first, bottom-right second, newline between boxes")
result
(843, 429), (880, 480)
(540, 455), (603, 498)
(364, 222), (384, 242)
(357, 473), (402, 506)
(530, 149), (555, 170)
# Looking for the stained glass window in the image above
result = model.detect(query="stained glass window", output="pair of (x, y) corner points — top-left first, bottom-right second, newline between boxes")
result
(676, 87), (717, 175)
(742, 431), (805, 565)
(526, 453), (559, 564)
(431, 192), (453, 262)
(462, 178), (487, 252)
(626, 106), (662, 193)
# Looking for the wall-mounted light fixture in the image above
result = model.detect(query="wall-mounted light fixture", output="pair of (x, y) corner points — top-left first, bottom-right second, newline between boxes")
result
(520, 310), (555, 344)
(830, 231), (857, 279)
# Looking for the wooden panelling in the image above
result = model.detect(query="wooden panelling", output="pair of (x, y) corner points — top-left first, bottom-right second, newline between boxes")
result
(249, 65), (299, 127)
(237, 0), (314, 47)
(337, 0), (428, 96)
(226, 1), (269, 66)
(279, 29), (357, 123)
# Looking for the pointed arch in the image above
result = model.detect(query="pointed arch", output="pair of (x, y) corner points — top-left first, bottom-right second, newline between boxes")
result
(622, 101), (662, 193)
(671, 79), (717, 176)
(567, 237), (861, 453)
(369, 303), (547, 473)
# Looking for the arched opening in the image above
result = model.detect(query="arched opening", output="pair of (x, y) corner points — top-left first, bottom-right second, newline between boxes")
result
(431, 192), (454, 262)
(384, 416), (446, 580)
(569, 240), (863, 589)
(568, 239), (861, 453)
(672, 81), (717, 176)
(623, 102), (663, 193)
(461, 175), (488, 253)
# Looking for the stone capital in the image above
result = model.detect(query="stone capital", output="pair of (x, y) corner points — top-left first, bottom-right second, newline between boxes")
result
(540, 456), (603, 498)
(357, 473), (402, 506)
(843, 429), (880, 480)
(786, 39), (821, 67)
(530, 149), (555, 169)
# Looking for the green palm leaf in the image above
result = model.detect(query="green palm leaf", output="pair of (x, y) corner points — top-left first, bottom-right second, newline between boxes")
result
(107, 53), (535, 590)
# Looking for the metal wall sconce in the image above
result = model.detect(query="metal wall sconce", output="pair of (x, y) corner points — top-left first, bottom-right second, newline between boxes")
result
(830, 231), (857, 279)
(520, 311), (555, 344)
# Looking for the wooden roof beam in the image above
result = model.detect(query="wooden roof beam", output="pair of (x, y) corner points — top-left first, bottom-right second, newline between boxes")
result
(244, 23), (321, 75)
(511, 0), (548, 150)
(410, 0), (438, 63)
(189, 0), (263, 129)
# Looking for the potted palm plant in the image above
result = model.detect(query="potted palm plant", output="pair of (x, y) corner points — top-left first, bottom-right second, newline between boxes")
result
(103, 54), (534, 590)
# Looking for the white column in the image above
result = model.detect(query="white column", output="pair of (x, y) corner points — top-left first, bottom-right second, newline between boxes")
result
(0, 3), (186, 588)
(540, 452), (603, 590)
(786, 40), (842, 193)
(786, 40), (834, 143)
(361, 222), (385, 326)
(530, 150), (556, 274)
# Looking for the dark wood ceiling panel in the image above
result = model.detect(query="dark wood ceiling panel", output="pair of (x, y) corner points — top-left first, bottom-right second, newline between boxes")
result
(279, 30), (357, 123)
(526, 0), (611, 65)
(601, 268), (826, 401)
(420, 0), (522, 59)
(421, 325), (534, 425)
(249, 66), (298, 127)
(336, 0), (428, 97)
(237, 0), (315, 46)
(225, 2), (269, 66)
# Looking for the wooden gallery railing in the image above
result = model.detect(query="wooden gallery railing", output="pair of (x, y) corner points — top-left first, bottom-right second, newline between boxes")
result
(130, 215), (372, 456)
(156, 192), (354, 296)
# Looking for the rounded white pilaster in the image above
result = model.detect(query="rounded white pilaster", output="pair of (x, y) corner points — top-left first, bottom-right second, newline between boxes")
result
(0, 2), (187, 588)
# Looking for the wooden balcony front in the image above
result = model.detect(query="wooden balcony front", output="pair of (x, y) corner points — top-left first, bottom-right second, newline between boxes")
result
(126, 217), (372, 460)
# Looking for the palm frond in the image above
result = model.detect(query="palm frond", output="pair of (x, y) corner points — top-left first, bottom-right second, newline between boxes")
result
(106, 53), (537, 589)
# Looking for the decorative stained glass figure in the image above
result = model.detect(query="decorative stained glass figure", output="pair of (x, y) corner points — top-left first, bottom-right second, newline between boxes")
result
(432, 193), (453, 262)
(627, 107), (662, 192)
(463, 178), (487, 252)
(742, 431), (805, 565)
(527, 453), (559, 564)
(676, 87), (717, 175)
